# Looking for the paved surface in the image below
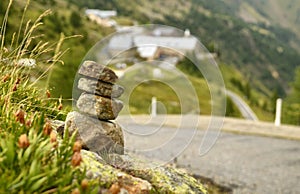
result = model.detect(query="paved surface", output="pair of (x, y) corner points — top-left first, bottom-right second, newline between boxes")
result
(118, 115), (300, 140)
(227, 90), (258, 121)
(117, 115), (300, 194)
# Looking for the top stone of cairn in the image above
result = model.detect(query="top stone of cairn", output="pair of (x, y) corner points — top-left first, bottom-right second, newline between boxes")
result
(78, 61), (118, 84)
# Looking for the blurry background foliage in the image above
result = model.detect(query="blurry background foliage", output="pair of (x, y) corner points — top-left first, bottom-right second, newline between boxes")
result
(1, 0), (300, 124)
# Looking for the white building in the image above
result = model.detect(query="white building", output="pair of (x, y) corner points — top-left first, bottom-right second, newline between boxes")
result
(133, 35), (197, 54)
(108, 34), (198, 60)
(85, 9), (117, 19)
(85, 9), (117, 27)
(108, 34), (133, 56)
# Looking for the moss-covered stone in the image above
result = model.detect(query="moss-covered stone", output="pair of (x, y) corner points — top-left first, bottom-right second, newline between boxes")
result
(81, 150), (153, 193)
(127, 166), (208, 194)
(80, 150), (207, 194)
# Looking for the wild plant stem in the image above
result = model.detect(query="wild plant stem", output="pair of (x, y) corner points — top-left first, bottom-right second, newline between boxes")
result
(0, 0), (13, 60)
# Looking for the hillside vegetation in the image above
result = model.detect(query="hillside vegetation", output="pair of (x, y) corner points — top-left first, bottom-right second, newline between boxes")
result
(66, 0), (300, 124)
(0, 0), (114, 100)
(66, 0), (300, 96)
(283, 67), (300, 125)
(2, 0), (299, 124)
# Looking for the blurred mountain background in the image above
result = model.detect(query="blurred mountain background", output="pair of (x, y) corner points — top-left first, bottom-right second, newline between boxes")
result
(1, 0), (299, 124)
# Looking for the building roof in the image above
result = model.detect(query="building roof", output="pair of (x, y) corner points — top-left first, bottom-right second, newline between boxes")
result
(108, 34), (133, 50)
(85, 9), (117, 18)
(153, 27), (176, 36)
(107, 33), (198, 58)
(133, 35), (197, 51)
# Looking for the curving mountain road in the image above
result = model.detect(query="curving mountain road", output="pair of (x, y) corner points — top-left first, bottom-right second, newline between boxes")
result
(227, 90), (258, 121)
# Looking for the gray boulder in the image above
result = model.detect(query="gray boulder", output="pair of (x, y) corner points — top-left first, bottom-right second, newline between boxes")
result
(76, 93), (123, 120)
(78, 61), (118, 84)
(65, 111), (124, 154)
(78, 77), (124, 98)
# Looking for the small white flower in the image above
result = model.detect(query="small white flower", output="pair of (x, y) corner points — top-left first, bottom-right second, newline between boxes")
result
(17, 58), (36, 67)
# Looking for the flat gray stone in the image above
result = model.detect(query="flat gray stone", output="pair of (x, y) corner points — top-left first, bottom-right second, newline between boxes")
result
(65, 111), (124, 154)
(78, 61), (118, 84)
(78, 77), (124, 98)
(76, 93), (123, 120)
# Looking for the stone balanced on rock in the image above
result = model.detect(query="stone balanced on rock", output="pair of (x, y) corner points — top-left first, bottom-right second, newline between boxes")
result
(65, 61), (125, 154)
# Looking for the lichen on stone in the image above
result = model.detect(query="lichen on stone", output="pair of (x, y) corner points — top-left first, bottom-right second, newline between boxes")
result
(81, 150), (153, 193)
(80, 150), (207, 194)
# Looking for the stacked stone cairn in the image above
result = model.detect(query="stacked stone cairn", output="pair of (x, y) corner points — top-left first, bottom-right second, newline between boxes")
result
(65, 61), (125, 154)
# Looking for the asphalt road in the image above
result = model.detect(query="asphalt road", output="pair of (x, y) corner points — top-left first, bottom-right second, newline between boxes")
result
(120, 123), (300, 194)
(227, 90), (258, 121)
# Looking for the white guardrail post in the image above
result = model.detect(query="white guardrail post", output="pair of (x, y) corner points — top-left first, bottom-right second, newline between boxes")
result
(151, 97), (157, 117)
(275, 98), (282, 127)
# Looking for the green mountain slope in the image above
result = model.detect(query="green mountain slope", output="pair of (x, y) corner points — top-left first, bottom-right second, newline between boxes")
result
(66, 0), (300, 96)
(2, 0), (296, 122)
(238, 0), (300, 41)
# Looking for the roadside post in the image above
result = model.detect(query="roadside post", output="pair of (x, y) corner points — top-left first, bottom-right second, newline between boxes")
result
(275, 98), (282, 127)
(151, 97), (157, 117)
